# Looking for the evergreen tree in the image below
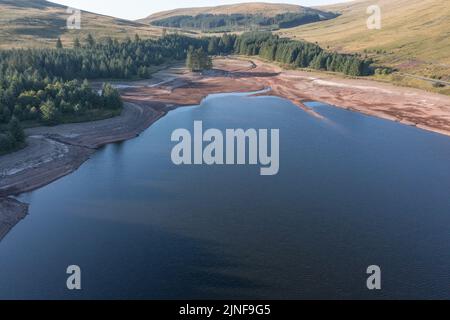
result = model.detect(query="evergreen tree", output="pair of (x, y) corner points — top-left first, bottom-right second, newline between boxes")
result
(40, 100), (60, 125)
(186, 46), (194, 71)
(102, 83), (122, 110)
(208, 37), (219, 55)
(73, 37), (81, 49)
(0, 133), (15, 153)
(8, 116), (25, 143)
(85, 33), (95, 48)
(186, 47), (212, 72)
(56, 38), (63, 49)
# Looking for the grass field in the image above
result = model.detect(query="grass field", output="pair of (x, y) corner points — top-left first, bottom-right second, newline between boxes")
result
(0, 0), (166, 49)
(277, 0), (450, 86)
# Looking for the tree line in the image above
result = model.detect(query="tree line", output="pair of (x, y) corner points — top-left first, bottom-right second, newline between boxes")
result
(229, 32), (374, 76)
(1, 32), (374, 154)
(198, 32), (373, 76)
(151, 12), (336, 31)
(186, 32), (373, 76)
(0, 34), (210, 154)
(0, 117), (25, 155)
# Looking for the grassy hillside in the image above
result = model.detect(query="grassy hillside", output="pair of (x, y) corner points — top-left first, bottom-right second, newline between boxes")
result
(277, 0), (450, 86)
(141, 3), (320, 22)
(0, 0), (165, 49)
(140, 2), (337, 32)
(1, 0), (448, 94)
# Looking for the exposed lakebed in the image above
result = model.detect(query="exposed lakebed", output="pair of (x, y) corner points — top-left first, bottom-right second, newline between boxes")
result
(0, 93), (449, 299)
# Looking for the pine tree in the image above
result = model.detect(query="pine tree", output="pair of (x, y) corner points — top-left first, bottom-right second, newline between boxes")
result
(40, 100), (59, 125)
(8, 116), (25, 143)
(73, 37), (81, 49)
(208, 38), (219, 55)
(56, 38), (63, 49)
(348, 59), (362, 76)
(186, 46), (194, 71)
(186, 47), (212, 72)
(102, 83), (122, 110)
(85, 33), (95, 48)
(0, 132), (15, 152)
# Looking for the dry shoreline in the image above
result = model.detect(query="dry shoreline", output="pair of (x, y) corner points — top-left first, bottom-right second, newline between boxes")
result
(1, 57), (450, 241)
(0, 197), (28, 241)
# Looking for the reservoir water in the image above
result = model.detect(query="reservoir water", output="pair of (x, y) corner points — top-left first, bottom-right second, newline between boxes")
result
(0, 93), (449, 299)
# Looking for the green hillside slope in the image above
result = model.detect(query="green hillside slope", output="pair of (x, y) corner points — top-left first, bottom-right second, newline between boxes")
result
(140, 2), (338, 32)
(278, 0), (450, 83)
(0, 0), (164, 48)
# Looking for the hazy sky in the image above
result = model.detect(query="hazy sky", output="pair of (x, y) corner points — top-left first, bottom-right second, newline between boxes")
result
(51, 0), (353, 20)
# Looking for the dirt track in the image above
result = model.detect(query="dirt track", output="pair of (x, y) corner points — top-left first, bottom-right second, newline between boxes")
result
(1, 56), (449, 241)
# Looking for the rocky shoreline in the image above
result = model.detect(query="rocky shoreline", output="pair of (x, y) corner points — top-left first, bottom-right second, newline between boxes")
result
(0, 198), (28, 241)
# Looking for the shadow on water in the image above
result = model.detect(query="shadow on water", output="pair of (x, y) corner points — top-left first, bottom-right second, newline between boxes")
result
(0, 216), (265, 300)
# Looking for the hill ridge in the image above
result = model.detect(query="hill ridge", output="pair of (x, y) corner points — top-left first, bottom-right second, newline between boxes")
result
(0, 0), (163, 48)
(140, 2), (334, 23)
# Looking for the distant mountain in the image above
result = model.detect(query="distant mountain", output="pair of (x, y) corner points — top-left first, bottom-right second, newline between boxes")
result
(140, 2), (338, 32)
(0, 0), (163, 48)
(279, 0), (450, 82)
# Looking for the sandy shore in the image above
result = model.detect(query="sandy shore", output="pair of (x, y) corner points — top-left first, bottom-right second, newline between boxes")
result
(1, 57), (449, 241)
(226, 57), (450, 136)
(0, 102), (164, 197)
(123, 57), (450, 136)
